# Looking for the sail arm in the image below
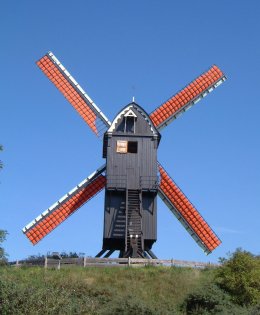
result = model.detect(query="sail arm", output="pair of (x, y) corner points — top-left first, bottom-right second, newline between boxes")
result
(158, 162), (221, 254)
(37, 52), (111, 137)
(23, 164), (106, 244)
(150, 65), (226, 131)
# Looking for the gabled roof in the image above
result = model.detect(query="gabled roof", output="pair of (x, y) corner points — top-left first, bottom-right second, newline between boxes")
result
(107, 102), (159, 137)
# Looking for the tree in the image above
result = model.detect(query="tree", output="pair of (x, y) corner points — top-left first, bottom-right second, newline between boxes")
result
(215, 248), (260, 306)
(60, 251), (79, 258)
(0, 230), (8, 264)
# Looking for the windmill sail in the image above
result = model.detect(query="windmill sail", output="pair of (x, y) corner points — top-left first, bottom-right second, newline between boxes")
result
(37, 52), (111, 136)
(23, 165), (106, 245)
(158, 163), (221, 254)
(150, 65), (226, 131)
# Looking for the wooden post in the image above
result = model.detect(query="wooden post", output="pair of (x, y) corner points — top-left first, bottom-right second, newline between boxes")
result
(83, 257), (87, 268)
(128, 256), (131, 267)
(44, 256), (48, 269)
(57, 260), (61, 270)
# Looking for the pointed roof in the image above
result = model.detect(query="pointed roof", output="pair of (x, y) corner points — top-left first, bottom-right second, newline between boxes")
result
(107, 102), (159, 137)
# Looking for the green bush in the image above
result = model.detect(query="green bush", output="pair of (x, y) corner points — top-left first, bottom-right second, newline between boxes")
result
(181, 283), (249, 315)
(215, 249), (260, 306)
(98, 296), (159, 315)
(0, 268), (95, 315)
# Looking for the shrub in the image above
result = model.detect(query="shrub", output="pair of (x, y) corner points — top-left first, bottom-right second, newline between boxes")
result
(98, 295), (163, 315)
(181, 283), (249, 315)
(0, 268), (95, 314)
(215, 249), (260, 306)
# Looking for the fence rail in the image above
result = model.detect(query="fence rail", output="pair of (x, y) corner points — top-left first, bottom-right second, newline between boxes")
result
(10, 257), (219, 269)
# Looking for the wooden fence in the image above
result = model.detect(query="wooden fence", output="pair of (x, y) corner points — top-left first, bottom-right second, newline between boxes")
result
(10, 257), (219, 269)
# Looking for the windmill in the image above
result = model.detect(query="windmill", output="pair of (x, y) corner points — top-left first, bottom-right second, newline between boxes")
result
(23, 52), (226, 258)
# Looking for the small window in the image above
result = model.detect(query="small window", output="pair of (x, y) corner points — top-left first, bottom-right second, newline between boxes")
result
(116, 140), (127, 153)
(123, 110), (137, 133)
(125, 116), (135, 133)
(128, 141), (138, 153)
(116, 140), (138, 154)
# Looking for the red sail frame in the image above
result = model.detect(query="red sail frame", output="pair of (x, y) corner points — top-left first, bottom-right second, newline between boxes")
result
(150, 65), (226, 130)
(23, 168), (106, 245)
(36, 52), (111, 136)
(158, 163), (221, 254)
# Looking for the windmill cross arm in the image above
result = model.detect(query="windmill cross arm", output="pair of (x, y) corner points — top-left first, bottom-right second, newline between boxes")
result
(22, 164), (106, 245)
(150, 65), (227, 131)
(36, 52), (111, 137)
(157, 162), (221, 254)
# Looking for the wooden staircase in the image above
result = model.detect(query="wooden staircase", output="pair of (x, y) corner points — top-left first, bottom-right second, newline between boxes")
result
(112, 200), (126, 238)
(125, 189), (144, 257)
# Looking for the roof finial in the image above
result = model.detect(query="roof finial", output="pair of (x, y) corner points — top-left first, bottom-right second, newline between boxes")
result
(132, 96), (135, 102)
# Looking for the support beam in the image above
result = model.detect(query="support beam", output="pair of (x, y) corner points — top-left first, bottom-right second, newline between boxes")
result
(147, 250), (158, 259)
(104, 249), (115, 258)
(95, 249), (107, 258)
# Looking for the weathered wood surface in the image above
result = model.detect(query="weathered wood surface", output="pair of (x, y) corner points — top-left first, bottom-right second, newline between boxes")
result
(11, 257), (219, 269)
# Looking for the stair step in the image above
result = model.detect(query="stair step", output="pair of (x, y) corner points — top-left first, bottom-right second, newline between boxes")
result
(126, 189), (143, 254)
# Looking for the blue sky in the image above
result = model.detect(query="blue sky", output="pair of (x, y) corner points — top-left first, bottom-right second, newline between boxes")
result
(1, 1), (259, 262)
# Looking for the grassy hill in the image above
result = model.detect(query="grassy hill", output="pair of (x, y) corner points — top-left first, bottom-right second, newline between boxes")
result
(0, 250), (259, 314)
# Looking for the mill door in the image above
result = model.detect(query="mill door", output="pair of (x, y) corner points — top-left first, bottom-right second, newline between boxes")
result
(126, 167), (140, 189)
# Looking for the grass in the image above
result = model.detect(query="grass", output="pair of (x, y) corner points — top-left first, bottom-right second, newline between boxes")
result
(0, 265), (211, 315)
(0, 264), (257, 314)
